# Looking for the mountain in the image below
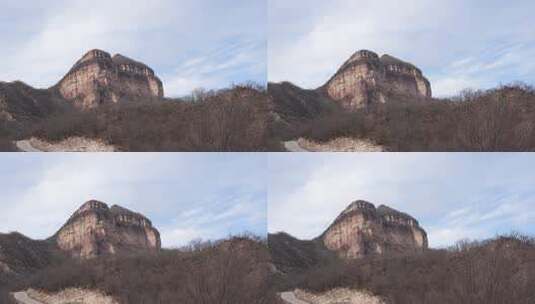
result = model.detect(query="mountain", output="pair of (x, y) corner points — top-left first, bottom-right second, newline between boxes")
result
(55, 49), (164, 109)
(0, 49), (164, 124)
(51, 200), (161, 259)
(320, 200), (427, 259)
(0, 199), (161, 280)
(0, 81), (71, 123)
(0, 206), (272, 303)
(269, 49), (433, 124)
(267, 232), (338, 274)
(322, 50), (431, 110)
(0, 232), (60, 277)
(269, 200), (427, 271)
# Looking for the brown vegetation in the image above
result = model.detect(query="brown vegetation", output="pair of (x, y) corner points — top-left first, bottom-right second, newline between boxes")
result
(276, 233), (535, 304)
(278, 84), (535, 151)
(23, 84), (277, 152)
(18, 236), (278, 304)
(0, 232), (64, 303)
(0, 122), (16, 151)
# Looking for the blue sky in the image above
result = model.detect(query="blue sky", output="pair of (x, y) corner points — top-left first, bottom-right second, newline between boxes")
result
(0, 153), (267, 247)
(268, 153), (535, 248)
(0, 0), (266, 97)
(269, 0), (535, 97)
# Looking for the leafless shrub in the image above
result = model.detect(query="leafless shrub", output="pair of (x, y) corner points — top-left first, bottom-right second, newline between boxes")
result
(31, 84), (276, 151)
(24, 236), (278, 304)
(296, 84), (535, 151)
(282, 234), (535, 304)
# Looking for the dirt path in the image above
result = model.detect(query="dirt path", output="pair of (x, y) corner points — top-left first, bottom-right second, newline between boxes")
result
(12, 291), (45, 304)
(280, 291), (311, 304)
(15, 140), (43, 152)
(283, 140), (310, 152)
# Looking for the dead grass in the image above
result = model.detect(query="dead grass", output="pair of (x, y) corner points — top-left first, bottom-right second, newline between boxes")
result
(22, 236), (279, 304)
(30, 84), (277, 152)
(277, 233), (535, 304)
(283, 84), (535, 151)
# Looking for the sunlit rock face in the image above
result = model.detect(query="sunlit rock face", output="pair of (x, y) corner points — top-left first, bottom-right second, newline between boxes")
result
(57, 49), (164, 109)
(53, 200), (161, 259)
(320, 200), (428, 259)
(324, 50), (432, 110)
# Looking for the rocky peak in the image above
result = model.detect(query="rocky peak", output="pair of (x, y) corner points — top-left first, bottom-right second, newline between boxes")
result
(73, 199), (109, 215)
(321, 200), (428, 259)
(53, 200), (161, 259)
(324, 49), (432, 110)
(340, 200), (376, 215)
(57, 49), (164, 109)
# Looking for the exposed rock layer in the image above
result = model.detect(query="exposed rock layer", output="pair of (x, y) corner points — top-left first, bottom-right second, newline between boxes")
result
(269, 49), (433, 125)
(53, 200), (161, 259)
(324, 50), (432, 110)
(320, 200), (428, 259)
(57, 49), (164, 109)
(269, 200), (428, 272)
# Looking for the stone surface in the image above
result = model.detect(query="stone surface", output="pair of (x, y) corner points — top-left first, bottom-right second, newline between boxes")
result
(324, 50), (432, 110)
(26, 288), (118, 304)
(53, 200), (161, 259)
(294, 288), (385, 304)
(296, 137), (385, 152)
(25, 137), (116, 152)
(320, 200), (428, 259)
(56, 49), (164, 109)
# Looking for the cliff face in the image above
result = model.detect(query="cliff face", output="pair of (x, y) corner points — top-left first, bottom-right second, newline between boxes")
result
(324, 50), (431, 110)
(57, 49), (164, 109)
(53, 200), (161, 259)
(320, 200), (428, 259)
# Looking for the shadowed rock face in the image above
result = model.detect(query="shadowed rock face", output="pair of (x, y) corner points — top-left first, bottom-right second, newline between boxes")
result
(323, 50), (432, 110)
(320, 200), (428, 259)
(53, 200), (161, 259)
(56, 49), (164, 109)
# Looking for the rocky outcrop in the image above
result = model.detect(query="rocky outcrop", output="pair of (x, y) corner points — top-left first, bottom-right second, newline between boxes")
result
(52, 200), (161, 259)
(269, 200), (427, 272)
(320, 200), (428, 259)
(323, 50), (432, 110)
(56, 49), (164, 109)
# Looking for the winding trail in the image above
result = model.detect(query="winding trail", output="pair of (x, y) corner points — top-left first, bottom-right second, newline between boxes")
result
(12, 291), (45, 304)
(280, 291), (310, 304)
(15, 140), (43, 152)
(283, 140), (309, 152)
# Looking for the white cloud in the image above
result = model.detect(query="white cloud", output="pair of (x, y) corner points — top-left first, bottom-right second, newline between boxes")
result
(164, 40), (266, 96)
(0, 154), (164, 239)
(269, 0), (535, 96)
(268, 153), (535, 247)
(0, 0), (266, 92)
(0, 154), (267, 247)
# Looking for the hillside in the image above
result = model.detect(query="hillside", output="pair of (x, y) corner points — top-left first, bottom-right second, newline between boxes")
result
(14, 236), (276, 304)
(270, 200), (427, 275)
(269, 49), (535, 152)
(278, 234), (535, 304)
(270, 201), (535, 304)
(0, 49), (275, 152)
(0, 201), (278, 303)
(271, 83), (535, 151)
(268, 232), (337, 274)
